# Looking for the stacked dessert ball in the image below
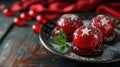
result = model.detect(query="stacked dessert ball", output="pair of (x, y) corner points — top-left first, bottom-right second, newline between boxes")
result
(55, 14), (83, 41)
(90, 15), (115, 43)
(54, 14), (115, 56)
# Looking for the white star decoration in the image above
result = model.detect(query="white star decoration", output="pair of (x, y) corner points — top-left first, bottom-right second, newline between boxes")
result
(81, 27), (91, 36)
(58, 19), (65, 26)
(74, 32), (78, 39)
(70, 15), (78, 21)
(101, 18), (109, 25)
(97, 15), (105, 17)
(63, 14), (78, 21)
(94, 34), (98, 39)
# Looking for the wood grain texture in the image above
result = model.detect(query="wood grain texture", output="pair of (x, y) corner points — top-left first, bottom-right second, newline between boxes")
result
(0, 21), (83, 67)
(0, 13), (14, 43)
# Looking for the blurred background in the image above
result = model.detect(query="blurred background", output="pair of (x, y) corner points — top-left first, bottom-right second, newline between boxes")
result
(0, 0), (120, 20)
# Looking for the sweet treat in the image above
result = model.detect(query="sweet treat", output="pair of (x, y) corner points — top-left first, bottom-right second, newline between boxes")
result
(90, 15), (115, 42)
(72, 26), (103, 56)
(55, 14), (83, 41)
(3, 9), (13, 17)
(36, 15), (46, 24)
(32, 24), (42, 34)
(28, 10), (37, 18)
(13, 17), (24, 26)
(20, 12), (31, 21)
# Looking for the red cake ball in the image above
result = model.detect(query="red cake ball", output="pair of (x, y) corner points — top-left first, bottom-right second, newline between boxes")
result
(72, 26), (103, 56)
(90, 15), (115, 42)
(55, 14), (83, 41)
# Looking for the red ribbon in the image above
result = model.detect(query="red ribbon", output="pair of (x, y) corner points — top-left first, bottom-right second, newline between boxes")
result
(10, 0), (120, 20)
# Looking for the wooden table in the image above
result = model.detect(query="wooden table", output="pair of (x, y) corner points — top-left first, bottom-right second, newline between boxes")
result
(0, 1), (120, 67)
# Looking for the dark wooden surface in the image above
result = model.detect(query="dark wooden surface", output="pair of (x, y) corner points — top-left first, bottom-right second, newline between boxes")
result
(0, 1), (120, 67)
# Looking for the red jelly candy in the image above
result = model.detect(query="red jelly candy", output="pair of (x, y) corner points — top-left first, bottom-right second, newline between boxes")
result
(28, 10), (37, 18)
(36, 15), (46, 24)
(90, 15), (115, 43)
(72, 26), (103, 56)
(32, 24), (42, 34)
(90, 15), (115, 37)
(3, 9), (13, 17)
(55, 14), (83, 41)
(13, 17), (24, 26)
(20, 12), (31, 21)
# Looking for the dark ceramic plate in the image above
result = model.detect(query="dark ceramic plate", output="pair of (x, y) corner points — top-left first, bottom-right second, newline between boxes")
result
(39, 13), (120, 63)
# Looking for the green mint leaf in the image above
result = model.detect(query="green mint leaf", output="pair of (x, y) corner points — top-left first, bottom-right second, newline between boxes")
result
(51, 37), (58, 44)
(52, 29), (67, 46)
(51, 29), (69, 53)
(60, 45), (69, 53)
(58, 29), (67, 45)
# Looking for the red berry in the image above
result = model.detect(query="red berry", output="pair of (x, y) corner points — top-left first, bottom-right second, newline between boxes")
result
(41, 18), (46, 24)
(13, 17), (24, 26)
(55, 14), (83, 41)
(3, 9), (13, 17)
(28, 10), (37, 18)
(20, 12), (31, 21)
(36, 15), (42, 22)
(32, 24), (42, 34)
(90, 15), (115, 36)
(72, 26), (103, 56)
(36, 15), (46, 24)
(0, 4), (6, 11)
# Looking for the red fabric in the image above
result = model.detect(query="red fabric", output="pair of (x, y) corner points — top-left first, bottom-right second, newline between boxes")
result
(10, 2), (22, 12)
(29, 4), (46, 13)
(97, 2), (120, 19)
(10, 0), (120, 20)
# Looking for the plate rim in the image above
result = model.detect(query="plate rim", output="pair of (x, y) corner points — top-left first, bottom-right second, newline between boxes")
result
(39, 31), (120, 63)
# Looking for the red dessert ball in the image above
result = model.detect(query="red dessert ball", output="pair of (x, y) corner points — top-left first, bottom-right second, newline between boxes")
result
(90, 15), (115, 42)
(3, 9), (13, 17)
(55, 14), (83, 41)
(20, 12), (31, 21)
(72, 26), (103, 56)
(90, 15), (115, 36)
